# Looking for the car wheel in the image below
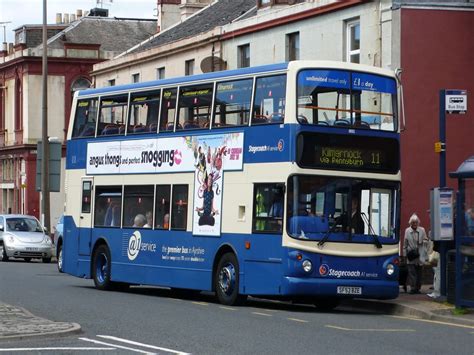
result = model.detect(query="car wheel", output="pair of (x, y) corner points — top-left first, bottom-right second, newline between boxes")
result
(42, 257), (51, 263)
(1, 247), (8, 262)
(24, 257), (32, 262)
(92, 244), (114, 291)
(215, 253), (246, 306)
(57, 244), (63, 273)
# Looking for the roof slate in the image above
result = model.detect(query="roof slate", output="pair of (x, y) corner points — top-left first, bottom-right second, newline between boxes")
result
(130, 0), (256, 54)
(46, 17), (157, 53)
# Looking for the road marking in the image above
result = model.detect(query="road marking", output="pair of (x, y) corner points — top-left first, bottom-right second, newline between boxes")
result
(97, 335), (190, 355)
(0, 347), (115, 352)
(288, 318), (309, 323)
(326, 325), (415, 332)
(79, 337), (154, 354)
(390, 315), (474, 330)
(252, 312), (272, 317)
(192, 301), (209, 306)
(219, 306), (237, 311)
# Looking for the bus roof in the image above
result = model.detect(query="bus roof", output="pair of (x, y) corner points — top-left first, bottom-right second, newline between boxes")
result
(78, 62), (290, 97)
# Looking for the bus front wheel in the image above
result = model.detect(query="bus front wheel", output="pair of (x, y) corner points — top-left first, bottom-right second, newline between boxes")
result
(215, 253), (246, 306)
(92, 245), (113, 291)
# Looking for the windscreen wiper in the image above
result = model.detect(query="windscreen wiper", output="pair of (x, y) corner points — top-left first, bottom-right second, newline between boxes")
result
(361, 212), (382, 249)
(317, 218), (338, 248)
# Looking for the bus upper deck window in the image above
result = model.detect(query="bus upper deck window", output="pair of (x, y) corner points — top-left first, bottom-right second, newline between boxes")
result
(252, 74), (286, 125)
(72, 99), (98, 138)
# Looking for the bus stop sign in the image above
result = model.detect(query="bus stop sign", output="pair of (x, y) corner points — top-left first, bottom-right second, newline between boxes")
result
(445, 90), (467, 114)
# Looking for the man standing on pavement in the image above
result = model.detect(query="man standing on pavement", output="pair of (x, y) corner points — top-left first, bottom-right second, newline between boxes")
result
(403, 213), (430, 294)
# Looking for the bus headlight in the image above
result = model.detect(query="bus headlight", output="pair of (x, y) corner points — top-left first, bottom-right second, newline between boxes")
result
(386, 263), (395, 276)
(302, 260), (312, 273)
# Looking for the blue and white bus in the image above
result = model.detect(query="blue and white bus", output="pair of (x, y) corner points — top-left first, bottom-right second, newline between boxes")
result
(61, 60), (401, 308)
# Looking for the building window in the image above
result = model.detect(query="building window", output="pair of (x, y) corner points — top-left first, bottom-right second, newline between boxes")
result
(108, 79), (116, 87)
(346, 19), (360, 63)
(157, 67), (165, 80)
(185, 59), (195, 76)
(132, 73), (140, 83)
(238, 44), (250, 68)
(286, 32), (300, 61)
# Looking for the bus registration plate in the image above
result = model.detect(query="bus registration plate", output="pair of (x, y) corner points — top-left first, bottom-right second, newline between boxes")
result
(337, 286), (362, 295)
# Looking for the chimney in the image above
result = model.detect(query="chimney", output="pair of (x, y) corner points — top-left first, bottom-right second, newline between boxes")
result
(63, 13), (70, 24)
(180, 0), (211, 21)
(70, 14), (76, 22)
(56, 13), (63, 24)
(2, 43), (7, 51)
(8, 43), (13, 54)
(156, 0), (181, 33)
(76, 9), (83, 19)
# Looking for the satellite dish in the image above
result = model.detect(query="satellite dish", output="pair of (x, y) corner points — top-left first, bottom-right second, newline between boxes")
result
(200, 56), (227, 73)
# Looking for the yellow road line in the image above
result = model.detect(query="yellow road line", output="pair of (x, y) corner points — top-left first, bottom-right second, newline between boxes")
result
(326, 325), (415, 332)
(219, 306), (237, 311)
(192, 301), (209, 306)
(288, 318), (309, 323)
(390, 315), (474, 330)
(252, 312), (272, 317)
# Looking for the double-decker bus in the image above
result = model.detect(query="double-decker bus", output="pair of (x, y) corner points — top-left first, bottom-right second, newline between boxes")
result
(61, 60), (401, 308)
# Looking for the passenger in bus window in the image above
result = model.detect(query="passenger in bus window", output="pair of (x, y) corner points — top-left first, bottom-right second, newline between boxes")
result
(145, 211), (153, 228)
(133, 214), (147, 228)
(269, 188), (283, 218)
(104, 202), (120, 227)
(350, 196), (365, 234)
(162, 213), (170, 229)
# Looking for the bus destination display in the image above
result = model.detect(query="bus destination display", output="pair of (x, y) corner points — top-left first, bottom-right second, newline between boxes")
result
(297, 132), (399, 174)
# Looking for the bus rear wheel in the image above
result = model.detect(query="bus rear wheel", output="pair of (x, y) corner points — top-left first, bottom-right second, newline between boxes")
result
(215, 253), (246, 306)
(92, 245), (114, 291)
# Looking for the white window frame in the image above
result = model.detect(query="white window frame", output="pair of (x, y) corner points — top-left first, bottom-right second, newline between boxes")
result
(345, 19), (360, 63)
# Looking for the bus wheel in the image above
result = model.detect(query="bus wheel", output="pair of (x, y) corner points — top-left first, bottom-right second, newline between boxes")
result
(314, 298), (340, 311)
(24, 258), (32, 262)
(215, 253), (246, 306)
(92, 245), (113, 291)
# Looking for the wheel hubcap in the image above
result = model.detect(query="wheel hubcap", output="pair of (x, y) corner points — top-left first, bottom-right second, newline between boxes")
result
(58, 249), (63, 270)
(218, 263), (236, 296)
(96, 253), (108, 284)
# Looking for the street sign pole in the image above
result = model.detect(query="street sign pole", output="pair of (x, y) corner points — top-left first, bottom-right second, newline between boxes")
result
(439, 89), (447, 296)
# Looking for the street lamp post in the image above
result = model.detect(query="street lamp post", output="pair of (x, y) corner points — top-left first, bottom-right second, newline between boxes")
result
(41, 0), (50, 233)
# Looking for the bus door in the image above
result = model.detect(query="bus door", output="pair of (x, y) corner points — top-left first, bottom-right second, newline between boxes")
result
(78, 178), (93, 256)
(368, 188), (392, 237)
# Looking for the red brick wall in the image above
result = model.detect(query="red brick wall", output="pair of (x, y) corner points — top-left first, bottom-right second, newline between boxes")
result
(400, 8), (474, 232)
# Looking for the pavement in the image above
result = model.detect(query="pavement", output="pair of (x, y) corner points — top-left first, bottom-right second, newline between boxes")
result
(0, 303), (81, 341)
(1, 285), (473, 342)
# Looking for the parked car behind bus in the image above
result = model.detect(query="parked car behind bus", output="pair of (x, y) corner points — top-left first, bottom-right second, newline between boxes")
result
(0, 214), (53, 263)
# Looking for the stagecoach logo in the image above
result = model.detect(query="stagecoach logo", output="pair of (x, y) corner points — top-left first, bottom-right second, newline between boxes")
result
(127, 231), (142, 261)
(319, 264), (329, 276)
(319, 264), (362, 278)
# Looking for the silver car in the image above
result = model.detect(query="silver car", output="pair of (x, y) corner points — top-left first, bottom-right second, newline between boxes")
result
(0, 214), (54, 263)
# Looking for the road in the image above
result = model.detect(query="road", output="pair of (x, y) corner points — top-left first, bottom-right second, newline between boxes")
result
(0, 259), (473, 354)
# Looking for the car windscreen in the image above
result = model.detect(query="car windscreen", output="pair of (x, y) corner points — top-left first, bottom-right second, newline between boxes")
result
(6, 218), (43, 232)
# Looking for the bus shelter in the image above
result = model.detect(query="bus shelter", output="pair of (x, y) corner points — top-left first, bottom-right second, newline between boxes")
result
(449, 156), (474, 308)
